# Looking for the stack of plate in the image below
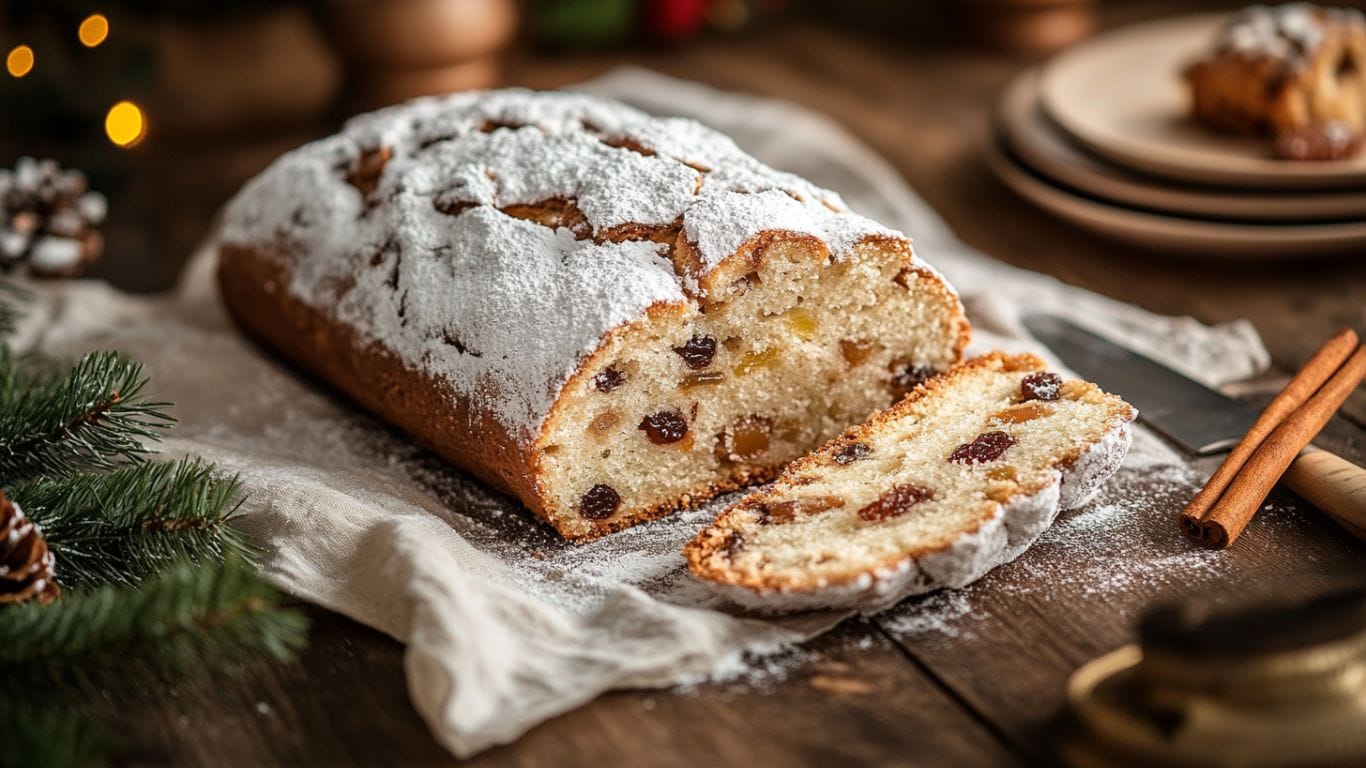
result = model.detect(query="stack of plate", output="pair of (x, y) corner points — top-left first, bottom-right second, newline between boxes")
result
(990, 14), (1366, 257)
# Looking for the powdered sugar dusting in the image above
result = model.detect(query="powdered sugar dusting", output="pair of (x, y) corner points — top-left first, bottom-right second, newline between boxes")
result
(878, 451), (1230, 640)
(219, 89), (903, 441)
(1215, 4), (1364, 65)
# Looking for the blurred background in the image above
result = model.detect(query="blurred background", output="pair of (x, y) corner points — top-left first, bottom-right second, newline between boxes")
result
(0, 0), (1349, 291)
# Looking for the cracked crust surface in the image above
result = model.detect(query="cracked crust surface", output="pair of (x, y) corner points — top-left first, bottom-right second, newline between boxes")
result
(217, 89), (969, 540)
(684, 352), (1136, 613)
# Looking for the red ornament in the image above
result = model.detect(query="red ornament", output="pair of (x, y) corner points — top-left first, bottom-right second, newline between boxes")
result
(645, 0), (709, 41)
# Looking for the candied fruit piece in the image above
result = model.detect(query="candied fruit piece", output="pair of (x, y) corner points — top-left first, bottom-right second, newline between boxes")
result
(992, 402), (1054, 424)
(639, 410), (689, 445)
(986, 466), (1018, 483)
(594, 366), (626, 393)
(759, 495), (845, 524)
(680, 371), (725, 390)
(949, 431), (1016, 464)
(832, 442), (871, 465)
(839, 338), (875, 367)
(858, 484), (933, 522)
(588, 411), (620, 437)
(725, 416), (772, 461)
(889, 361), (933, 399)
(1021, 372), (1062, 402)
(579, 484), (621, 520)
(734, 347), (778, 376)
(785, 308), (818, 341)
(673, 335), (717, 370)
(986, 484), (1017, 503)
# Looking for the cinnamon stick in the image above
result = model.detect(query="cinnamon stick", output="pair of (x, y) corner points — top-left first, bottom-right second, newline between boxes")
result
(1178, 328), (1359, 542)
(1199, 345), (1366, 549)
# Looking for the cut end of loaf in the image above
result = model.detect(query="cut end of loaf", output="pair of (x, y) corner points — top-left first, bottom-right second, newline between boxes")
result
(684, 352), (1136, 613)
(533, 233), (968, 540)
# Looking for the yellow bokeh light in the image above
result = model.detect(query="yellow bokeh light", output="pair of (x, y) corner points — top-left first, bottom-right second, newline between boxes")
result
(6, 45), (34, 78)
(105, 101), (147, 148)
(78, 14), (110, 48)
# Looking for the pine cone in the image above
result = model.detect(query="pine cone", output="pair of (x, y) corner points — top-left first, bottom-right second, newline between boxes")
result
(0, 157), (106, 278)
(0, 490), (60, 605)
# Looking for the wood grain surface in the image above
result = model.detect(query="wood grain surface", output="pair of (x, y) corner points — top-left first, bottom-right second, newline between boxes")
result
(68, 1), (1366, 765)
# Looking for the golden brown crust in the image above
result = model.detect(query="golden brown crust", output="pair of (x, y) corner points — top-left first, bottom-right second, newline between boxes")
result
(220, 242), (792, 542)
(684, 351), (1134, 593)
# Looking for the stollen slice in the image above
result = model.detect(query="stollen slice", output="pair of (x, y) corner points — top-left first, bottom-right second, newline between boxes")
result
(684, 352), (1137, 613)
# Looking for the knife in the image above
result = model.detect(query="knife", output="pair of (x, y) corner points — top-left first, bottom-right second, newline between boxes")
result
(1023, 314), (1366, 539)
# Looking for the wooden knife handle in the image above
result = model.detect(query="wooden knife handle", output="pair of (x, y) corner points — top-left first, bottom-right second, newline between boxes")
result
(1283, 449), (1366, 542)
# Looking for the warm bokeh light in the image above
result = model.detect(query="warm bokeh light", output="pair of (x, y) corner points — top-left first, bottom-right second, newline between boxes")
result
(78, 14), (110, 48)
(105, 101), (147, 148)
(6, 45), (34, 78)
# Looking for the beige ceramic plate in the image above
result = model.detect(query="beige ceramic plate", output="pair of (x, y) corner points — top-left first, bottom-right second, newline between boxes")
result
(987, 139), (1366, 257)
(999, 69), (1366, 222)
(1039, 14), (1366, 190)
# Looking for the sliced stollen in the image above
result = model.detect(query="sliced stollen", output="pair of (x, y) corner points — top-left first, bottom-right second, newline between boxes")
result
(217, 89), (969, 541)
(684, 352), (1137, 613)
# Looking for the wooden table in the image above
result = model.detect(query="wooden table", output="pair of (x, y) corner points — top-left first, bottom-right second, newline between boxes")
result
(91, 4), (1365, 766)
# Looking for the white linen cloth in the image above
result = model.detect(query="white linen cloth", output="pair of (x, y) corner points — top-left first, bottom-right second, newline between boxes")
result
(12, 69), (1268, 757)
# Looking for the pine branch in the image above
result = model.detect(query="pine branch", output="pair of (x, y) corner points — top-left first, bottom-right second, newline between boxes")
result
(9, 459), (252, 589)
(0, 555), (308, 697)
(0, 349), (174, 481)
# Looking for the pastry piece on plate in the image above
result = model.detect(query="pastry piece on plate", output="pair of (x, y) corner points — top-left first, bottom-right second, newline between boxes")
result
(685, 352), (1136, 614)
(217, 89), (969, 541)
(1184, 4), (1366, 159)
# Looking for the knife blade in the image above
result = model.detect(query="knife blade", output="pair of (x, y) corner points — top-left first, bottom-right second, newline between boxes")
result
(1021, 314), (1258, 455)
(1023, 313), (1366, 542)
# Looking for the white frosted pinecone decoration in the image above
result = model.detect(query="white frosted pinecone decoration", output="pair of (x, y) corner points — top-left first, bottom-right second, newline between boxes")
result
(0, 157), (107, 277)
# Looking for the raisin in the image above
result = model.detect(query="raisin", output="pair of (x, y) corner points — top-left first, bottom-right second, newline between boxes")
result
(889, 361), (933, 399)
(759, 495), (845, 524)
(680, 371), (725, 390)
(639, 410), (688, 444)
(858, 484), (933, 522)
(579, 484), (621, 520)
(833, 442), (871, 465)
(992, 402), (1053, 424)
(949, 431), (1016, 464)
(594, 366), (626, 393)
(725, 416), (772, 461)
(840, 338), (875, 367)
(1020, 372), (1062, 402)
(673, 335), (717, 370)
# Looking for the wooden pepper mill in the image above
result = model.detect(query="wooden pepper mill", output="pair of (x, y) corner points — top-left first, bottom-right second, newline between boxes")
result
(961, 0), (1096, 53)
(322, 0), (519, 108)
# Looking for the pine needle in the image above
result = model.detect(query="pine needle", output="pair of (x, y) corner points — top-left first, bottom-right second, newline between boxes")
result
(0, 555), (309, 694)
(0, 349), (174, 480)
(11, 459), (252, 588)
